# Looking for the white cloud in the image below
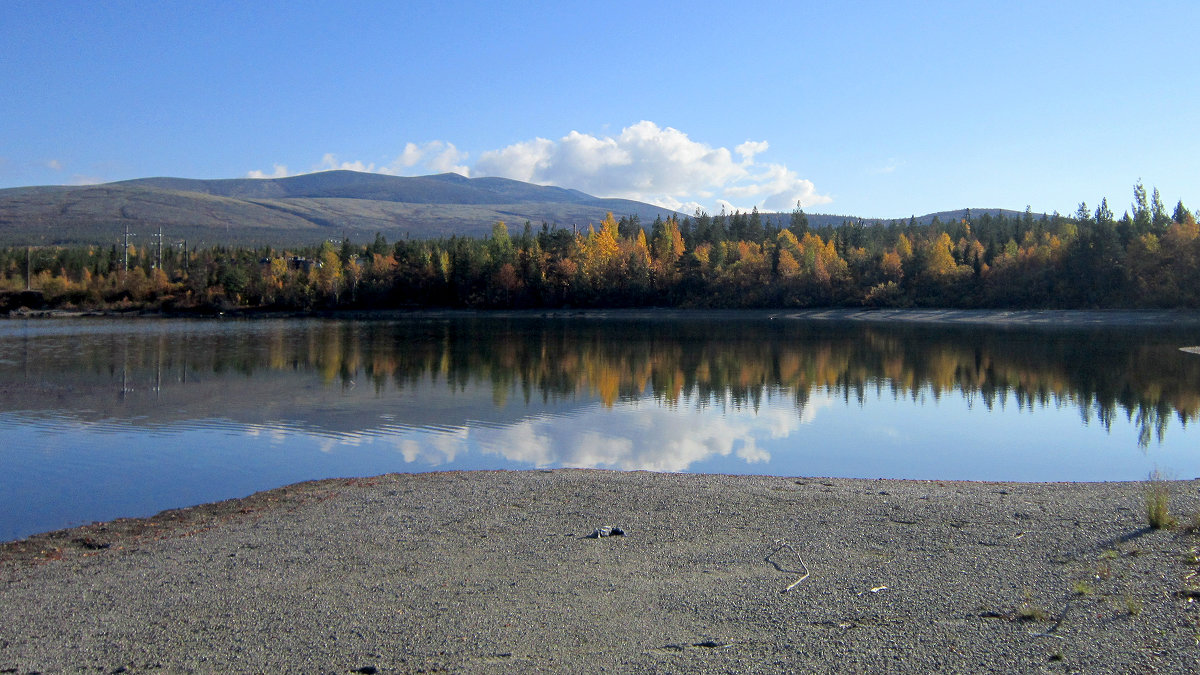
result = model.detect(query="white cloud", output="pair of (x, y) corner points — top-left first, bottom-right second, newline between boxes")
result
(475, 121), (829, 213)
(45, 159), (63, 171)
(317, 145), (471, 177)
(391, 141), (470, 176)
(246, 142), (471, 181)
(735, 140), (769, 162)
(870, 158), (902, 175)
(244, 121), (828, 212)
(247, 163), (290, 179)
(320, 153), (377, 173)
(472, 137), (553, 183)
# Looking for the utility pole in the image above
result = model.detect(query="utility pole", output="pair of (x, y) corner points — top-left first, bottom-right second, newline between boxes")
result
(122, 223), (135, 274)
(153, 226), (163, 270)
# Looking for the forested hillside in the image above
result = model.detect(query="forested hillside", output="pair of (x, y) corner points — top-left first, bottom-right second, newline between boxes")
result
(2, 183), (1196, 312)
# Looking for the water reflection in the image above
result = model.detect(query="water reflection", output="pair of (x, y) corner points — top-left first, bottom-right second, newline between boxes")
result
(2, 317), (1194, 445)
(1, 316), (1199, 540)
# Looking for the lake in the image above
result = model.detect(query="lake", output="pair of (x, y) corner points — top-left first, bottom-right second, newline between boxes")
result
(2, 313), (1198, 542)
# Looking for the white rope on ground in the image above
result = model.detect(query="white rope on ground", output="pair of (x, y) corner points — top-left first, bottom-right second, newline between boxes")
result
(768, 539), (810, 593)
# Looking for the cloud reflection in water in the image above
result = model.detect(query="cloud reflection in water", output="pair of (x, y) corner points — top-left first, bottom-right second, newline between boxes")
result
(384, 391), (833, 472)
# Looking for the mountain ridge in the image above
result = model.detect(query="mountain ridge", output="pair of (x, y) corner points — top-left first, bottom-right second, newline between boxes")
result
(0, 170), (1042, 246)
(0, 170), (682, 246)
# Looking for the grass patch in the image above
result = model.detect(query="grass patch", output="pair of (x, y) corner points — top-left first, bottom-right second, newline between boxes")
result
(1072, 580), (1095, 596)
(1145, 470), (1177, 530)
(1018, 604), (1049, 622)
(1123, 593), (1143, 616)
(1018, 589), (1049, 622)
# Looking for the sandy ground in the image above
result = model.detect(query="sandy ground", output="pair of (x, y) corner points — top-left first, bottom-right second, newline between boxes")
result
(3, 470), (1200, 673)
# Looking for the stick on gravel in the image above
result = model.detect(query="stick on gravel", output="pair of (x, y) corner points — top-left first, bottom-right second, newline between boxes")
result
(768, 538), (810, 593)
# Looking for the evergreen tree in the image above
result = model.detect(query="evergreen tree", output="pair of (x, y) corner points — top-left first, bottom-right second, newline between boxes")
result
(1150, 188), (1169, 230)
(789, 201), (810, 237)
(1132, 180), (1151, 233)
(1173, 200), (1194, 225)
(1075, 202), (1090, 223)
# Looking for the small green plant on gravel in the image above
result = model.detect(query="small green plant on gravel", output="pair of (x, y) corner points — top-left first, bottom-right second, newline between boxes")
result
(1145, 470), (1177, 530)
(1019, 603), (1049, 621)
(1123, 593), (1142, 616)
(1183, 546), (1200, 600)
(1184, 509), (1200, 534)
(1018, 589), (1049, 622)
(1100, 549), (1118, 560)
(1184, 546), (1200, 566)
(1073, 580), (1095, 596)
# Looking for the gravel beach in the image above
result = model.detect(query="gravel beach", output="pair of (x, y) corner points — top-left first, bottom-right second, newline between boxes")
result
(3, 470), (1200, 673)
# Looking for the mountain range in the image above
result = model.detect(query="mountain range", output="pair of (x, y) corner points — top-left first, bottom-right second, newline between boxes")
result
(0, 171), (682, 246)
(0, 170), (1034, 247)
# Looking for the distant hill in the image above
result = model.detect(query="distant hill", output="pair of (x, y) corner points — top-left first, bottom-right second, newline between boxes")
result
(0, 170), (1044, 247)
(760, 208), (1041, 229)
(0, 171), (682, 246)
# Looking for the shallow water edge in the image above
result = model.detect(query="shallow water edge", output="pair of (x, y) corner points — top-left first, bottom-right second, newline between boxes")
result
(8, 306), (1200, 327)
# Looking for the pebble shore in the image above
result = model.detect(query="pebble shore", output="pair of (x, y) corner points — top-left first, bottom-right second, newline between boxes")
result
(3, 470), (1200, 673)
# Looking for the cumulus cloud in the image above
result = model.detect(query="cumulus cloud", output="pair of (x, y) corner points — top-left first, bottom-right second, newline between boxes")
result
(247, 163), (289, 179)
(392, 141), (470, 176)
(735, 140), (769, 161)
(244, 121), (828, 212)
(246, 142), (471, 181)
(475, 121), (830, 213)
(320, 153), (377, 173)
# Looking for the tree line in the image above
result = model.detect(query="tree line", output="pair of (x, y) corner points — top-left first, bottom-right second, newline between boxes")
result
(2, 182), (1196, 312)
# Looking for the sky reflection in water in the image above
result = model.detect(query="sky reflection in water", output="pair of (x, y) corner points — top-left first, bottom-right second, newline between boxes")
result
(1, 316), (1198, 541)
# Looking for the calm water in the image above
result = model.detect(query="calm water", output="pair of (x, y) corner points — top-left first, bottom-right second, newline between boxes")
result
(1, 315), (1198, 541)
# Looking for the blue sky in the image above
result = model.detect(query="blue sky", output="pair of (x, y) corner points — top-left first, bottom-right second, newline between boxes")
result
(3, 1), (1197, 218)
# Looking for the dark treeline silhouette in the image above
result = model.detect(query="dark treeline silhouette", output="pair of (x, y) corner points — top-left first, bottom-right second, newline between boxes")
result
(2, 183), (1196, 312)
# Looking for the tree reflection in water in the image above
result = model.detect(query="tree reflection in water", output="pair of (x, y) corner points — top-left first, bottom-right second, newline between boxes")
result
(3, 317), (1195, 449)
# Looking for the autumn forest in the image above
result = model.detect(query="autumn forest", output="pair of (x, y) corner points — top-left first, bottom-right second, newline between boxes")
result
(2, 183), (1197, 313)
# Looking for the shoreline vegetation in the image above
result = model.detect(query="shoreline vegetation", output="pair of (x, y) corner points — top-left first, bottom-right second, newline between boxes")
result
(2, 184), (1199, 316)
(2, 470), (1199, 671)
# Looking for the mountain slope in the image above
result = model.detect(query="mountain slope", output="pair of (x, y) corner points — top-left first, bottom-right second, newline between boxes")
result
(760, 207), (1040, 229)
(0, 171), (680, 246)
(0, 170), (1045, 247)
